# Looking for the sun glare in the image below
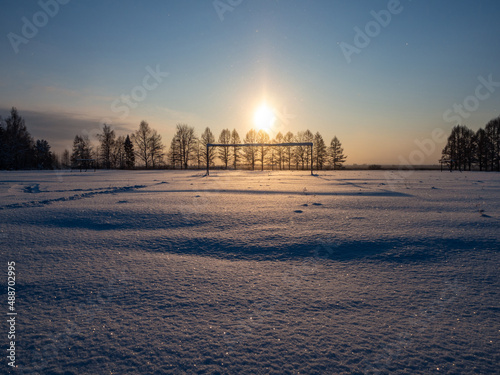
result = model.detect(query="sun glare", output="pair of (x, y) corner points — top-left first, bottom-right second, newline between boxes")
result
(253, 105), (276, 133)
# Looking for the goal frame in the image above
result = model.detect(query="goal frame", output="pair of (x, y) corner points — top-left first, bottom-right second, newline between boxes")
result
(206, 142), (314, 176)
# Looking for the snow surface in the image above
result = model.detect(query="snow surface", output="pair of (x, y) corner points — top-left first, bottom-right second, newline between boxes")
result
(1, 169), (499, 374)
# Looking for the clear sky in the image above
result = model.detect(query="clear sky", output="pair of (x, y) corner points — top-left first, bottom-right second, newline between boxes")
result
(1, 0), (499, 164)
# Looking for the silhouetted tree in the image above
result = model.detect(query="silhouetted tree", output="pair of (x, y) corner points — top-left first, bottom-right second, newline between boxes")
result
(485, 117), (500, 171)
(124, 135), (135, 169)
(243, 129), (257, 170)
(3, 107), (34, 169)
(274, 132), (284, 170)
(475, 128), (490, 171)
(98, 124), (115, 169)
(149, 130), (164, 168)
(0, 116), (5, 169)
(231, 129), (241, 169)
(71, 134), (92, 169)
(441, 125), (475, 171)
(168, 136), (181, 169)
(132, 121), (153, 168)
(33, 139), (53, 169)
(283, 131), (294, 170)
(314, 132), (327, 170)
(330, 136), (347, 170)
(61, 149), (71, 169)
(171, 124), (197, 169)
(112, 135), (126, 169)
(257, 129), (270, 171)
(201, 127), (216, 167)
(218, 129), (231, 169)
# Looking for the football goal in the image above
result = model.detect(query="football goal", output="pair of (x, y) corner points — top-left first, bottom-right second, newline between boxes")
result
(206, 142), (314, 175)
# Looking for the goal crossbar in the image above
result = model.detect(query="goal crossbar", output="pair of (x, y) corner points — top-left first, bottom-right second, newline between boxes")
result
(206, 142), (314, 175)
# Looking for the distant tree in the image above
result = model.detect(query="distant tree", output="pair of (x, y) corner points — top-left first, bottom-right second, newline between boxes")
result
(33, 139), (53, 169)
(217, 129), (231, 169)
(97, 124), (115, 169)
(330, 136), (347, 170)
(201, 127), (216, 167)
(124, 135), (135, 169)
(313, 132), (327, 170)
(195, 139), (202, 169)
(294, 131), (308, 169)
(71, 134), (92, 169)
(231, 129), (241, 169)
(257, 129), (270, 171)
(61, 149), (71, 169)
(303, 130), (314, 170)
(132, 121), (153, 168)
(243, 129), (257, 170)
(112, 135), (126, 169)
(475, 129), (488, 171)
(485, 116), (500, 171)
(0, 116), (5, 169)
(274, 132), (284, 170)
(3, 107), (34, 169)
(149, 130), (164, 168)
(172, 124), (197, 169)
(283, 131), (294, 170)
(441, 125), (475, 171)
(167, 136), (181, 169)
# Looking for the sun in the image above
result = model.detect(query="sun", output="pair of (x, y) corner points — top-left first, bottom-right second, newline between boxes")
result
(253, 104), (276, 133)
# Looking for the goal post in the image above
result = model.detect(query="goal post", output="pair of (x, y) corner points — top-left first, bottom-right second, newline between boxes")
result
(206, 142), (314, 176)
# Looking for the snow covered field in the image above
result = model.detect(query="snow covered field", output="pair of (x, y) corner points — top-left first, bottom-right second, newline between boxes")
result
(1, 169), (499, 374)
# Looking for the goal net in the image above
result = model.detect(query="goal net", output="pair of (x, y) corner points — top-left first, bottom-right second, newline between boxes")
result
(206, 142), (314, 175)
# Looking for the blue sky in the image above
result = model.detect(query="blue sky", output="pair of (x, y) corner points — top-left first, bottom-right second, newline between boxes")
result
(1, 0), (499, 164)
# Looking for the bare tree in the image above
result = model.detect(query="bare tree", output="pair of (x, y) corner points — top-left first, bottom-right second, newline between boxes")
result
(111, 135), (126, 169)
(201, 127), (216, 167)
(283, 131), (294, 170)
(172, 124), (197, 169)
(303, 130), (314, 170)
(294, 131), (307, 169)
(97, 124), (115, 169)
(168, 136), (181, 169)
(475, 128), (489, 171)
(257, 129), (270, 171)
(274, 132), (284, 170)
(132, 121), (153, 168)
(243, 129), (257, 170)
(231, 129), (241, 169)
(149, 130), (164, 168)
(217, 129), (231, 169)
(485, 117), (500, 171)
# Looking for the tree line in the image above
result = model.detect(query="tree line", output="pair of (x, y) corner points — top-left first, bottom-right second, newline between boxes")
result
(168, 124), (347, 171)
(0, 108), (54, 170)
(1, 107), (349, 170)
(441, 116), (500, 171)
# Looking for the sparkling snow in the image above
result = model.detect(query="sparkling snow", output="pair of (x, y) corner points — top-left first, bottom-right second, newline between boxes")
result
(1, 170), (499, 374)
